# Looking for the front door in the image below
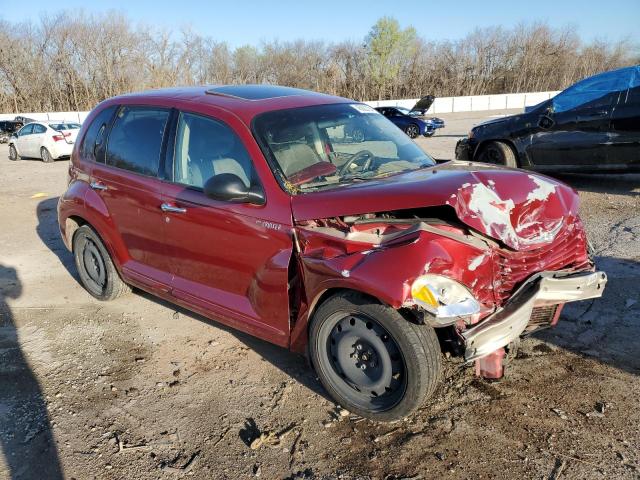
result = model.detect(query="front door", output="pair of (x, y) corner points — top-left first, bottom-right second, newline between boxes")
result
(15, 124), (34, 156)
(162, 110), (293, 346)
(91, 105), (173, 290)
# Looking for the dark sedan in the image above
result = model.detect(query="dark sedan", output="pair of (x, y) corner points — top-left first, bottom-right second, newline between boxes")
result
(456, 65), (640, 172)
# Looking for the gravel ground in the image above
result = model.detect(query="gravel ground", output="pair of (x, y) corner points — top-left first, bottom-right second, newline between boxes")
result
(1, 110), (639, 480)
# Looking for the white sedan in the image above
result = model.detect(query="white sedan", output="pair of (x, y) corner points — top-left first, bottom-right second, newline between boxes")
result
(9, 121), (81, 163)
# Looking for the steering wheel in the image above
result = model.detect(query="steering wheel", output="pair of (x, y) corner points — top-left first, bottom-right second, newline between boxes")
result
(339, 150), (374, 176)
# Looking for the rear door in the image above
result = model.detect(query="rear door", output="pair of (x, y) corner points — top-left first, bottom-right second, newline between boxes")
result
(161, 109), (293, 346)
(609, 66), (640, 168)
(31, 123), (48, 158)
(14, 124), (33, 155)
(90, 105), (173, 290)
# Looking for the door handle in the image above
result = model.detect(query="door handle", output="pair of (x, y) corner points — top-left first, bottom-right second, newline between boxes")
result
(90, 181), (107, 191)
(161, 203), (187, 213)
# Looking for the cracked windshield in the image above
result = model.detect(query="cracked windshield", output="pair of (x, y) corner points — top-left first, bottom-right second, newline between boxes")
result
(253, 103), (435, 191)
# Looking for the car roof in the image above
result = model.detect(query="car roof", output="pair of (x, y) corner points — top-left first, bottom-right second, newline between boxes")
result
(105, 85), (354, 125)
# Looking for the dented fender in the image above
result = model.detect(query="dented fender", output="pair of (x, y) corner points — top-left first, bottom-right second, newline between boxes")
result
(288, 222), (497, 353)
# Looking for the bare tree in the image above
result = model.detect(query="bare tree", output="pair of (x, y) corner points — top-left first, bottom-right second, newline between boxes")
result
(0, 12), (636, 113)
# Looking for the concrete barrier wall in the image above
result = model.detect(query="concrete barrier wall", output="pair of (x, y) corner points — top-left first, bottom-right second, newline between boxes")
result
(0, 90), (560, 123)
(0, 111), (90, 123)
(366, 90), (560, 114)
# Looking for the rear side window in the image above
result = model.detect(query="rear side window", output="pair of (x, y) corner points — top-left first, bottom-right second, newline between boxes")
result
(106, 106), (170, 176)
(33, 124), (46, 134)
(553, 68), (632, 113)
(81, 106), (117, 162)
(626, 67), (640, 105)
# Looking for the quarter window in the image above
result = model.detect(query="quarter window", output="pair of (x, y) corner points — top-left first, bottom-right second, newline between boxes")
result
(173, 112), (254, 189)
(81, 105), (117, 162)
(106, 106), (170, 176)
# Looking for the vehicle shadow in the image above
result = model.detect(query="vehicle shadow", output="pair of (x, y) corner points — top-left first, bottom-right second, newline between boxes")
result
(553, 173), (640, 198)
(532, 255), (640, 376)
(35, 197), (79, 284)
(132, 289), (330, 401)
(0, 264), (64, 479)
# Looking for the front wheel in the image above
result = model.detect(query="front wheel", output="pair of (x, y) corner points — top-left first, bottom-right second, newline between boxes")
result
(478, 141), (517, 168)
(309, 292), (441, 421)
(73, 225), (131, 301)
(9, 144), (18, 160)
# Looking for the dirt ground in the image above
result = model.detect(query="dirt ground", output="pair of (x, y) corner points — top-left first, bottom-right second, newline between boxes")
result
(1, 110), (639, 480)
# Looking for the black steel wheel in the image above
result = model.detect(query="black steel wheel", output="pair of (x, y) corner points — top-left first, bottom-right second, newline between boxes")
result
(9, 144), (18, 160)
(310, 291), (441, 421)
(41, 147), (54, 163)
(73, 225), (130, 301)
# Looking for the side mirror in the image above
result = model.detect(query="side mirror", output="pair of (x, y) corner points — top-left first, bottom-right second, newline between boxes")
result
(203, 173), (265, 205)
(538, 114), (555, 129)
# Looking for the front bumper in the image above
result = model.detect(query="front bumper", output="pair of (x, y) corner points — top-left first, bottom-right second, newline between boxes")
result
(462, 270), (607, 361)
(455, 137), (472, 160)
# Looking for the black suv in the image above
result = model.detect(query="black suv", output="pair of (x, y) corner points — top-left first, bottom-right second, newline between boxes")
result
(0, 120), (23, 144)
(456, 65), (640, 172)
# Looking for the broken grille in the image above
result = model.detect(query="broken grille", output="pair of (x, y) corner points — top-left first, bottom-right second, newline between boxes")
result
(494, 218), (591, 304)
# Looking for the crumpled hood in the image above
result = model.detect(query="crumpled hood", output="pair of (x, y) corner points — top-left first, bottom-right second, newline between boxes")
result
(291, 161), (579, 251)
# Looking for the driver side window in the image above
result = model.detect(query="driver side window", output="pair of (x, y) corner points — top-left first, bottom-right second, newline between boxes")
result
(19, 124), (33, 136)
(553, 69), (632, 113)
(173, 112), (255, 189)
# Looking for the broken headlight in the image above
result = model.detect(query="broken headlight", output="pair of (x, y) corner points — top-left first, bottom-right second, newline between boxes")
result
(411, 274), (480, 325)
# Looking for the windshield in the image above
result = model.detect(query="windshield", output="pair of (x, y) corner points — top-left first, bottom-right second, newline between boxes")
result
(253, 103), (435, 192)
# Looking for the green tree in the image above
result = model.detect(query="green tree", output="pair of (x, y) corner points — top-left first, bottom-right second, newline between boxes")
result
(365, 17), (418, 99)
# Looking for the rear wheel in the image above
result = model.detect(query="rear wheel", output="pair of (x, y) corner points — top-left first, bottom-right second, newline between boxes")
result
(73, 225), (131, 301)
(479, 141), (517, 168)
(41, 147), (54, 163)
(9, 144), (18, 160)
(405, 124), (419, 139)
(309, 291), (441, 421)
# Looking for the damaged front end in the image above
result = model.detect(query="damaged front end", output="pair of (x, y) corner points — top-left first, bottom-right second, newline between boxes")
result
(289, 168), (606, 379)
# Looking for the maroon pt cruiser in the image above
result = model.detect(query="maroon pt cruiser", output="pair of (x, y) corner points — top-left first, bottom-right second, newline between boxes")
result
(58, 85), (607, 421)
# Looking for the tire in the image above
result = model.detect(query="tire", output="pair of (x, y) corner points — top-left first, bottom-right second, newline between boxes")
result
(9, 144), (18, 160)
(479, 141), (517, 168)
(404, 124), (419, 139)
(41, 147), (54, 163)
(72, 225), (131, 301)
(309, 291), (441, 421)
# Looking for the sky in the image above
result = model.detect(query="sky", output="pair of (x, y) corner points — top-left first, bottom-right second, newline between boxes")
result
(1, 0), (638, 47)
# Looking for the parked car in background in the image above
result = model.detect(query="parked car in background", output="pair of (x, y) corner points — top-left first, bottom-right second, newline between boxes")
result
(9, 121), (81, 162)
(375, 96), (445, 139)
(0, 120), (23, 143)
(58, 85), (606, 421)
(456, 65), (640, 172)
